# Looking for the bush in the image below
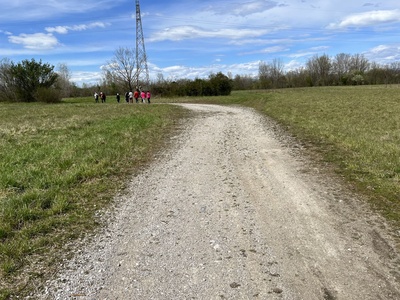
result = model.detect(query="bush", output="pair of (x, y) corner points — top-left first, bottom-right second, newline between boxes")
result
(35, 87), (62, 103)
(8, 59), (59, 102)
(209, 72), (233, 96)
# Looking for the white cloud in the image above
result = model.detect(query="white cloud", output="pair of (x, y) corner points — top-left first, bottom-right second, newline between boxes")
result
(46, 26), (69, 34)
(224, 61), (261, 74)
(71, 71), (102, 86)
(0, 29), (12, 35)
(309, 46), (330, 52)
(45, 22), (108, 34)
(327, 9), (400, 29)
(149, 25), (271, 42)
(364, 44), (400, 63)
(8, 33), (60, 50)
(243, 46), (290, 55)
(149, 60), (262, 81)
(288, 46), (330, 59)
(285, 60), (304, 72)
(5, 21), (109, 53)
(370, 45), (392, 53)
(205, 0), (281, 17)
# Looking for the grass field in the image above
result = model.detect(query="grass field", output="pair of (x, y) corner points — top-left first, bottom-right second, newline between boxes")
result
(0, 85), (399, 298)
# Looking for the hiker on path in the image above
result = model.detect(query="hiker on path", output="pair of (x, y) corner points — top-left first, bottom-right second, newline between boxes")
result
(134, 89), (140, 103)
(146, 91), (151, 104)
(100, 92), (106, 103)
(141, 91), (146, 103)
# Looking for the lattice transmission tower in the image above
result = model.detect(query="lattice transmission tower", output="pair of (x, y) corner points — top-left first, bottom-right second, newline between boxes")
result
(135, 0), (149, 89)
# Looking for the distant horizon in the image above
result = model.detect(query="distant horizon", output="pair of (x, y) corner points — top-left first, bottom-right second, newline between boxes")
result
(1, 0), (399, 86)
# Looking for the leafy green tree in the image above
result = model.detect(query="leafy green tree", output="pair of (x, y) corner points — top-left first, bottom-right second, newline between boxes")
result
(209, 72), (233, 96)
(352, 74), (364, 85)
(10, 59), (59, 102)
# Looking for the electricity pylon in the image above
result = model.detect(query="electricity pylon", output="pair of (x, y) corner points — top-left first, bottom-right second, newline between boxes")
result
(135, 0), (149, 89)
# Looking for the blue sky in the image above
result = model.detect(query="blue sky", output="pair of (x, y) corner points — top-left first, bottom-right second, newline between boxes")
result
(1, 0), (399, 86)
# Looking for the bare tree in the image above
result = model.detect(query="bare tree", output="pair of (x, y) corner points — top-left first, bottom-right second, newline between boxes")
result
(286, 67), (310, 88)
(233, 74), (257, 90)
(0, 58), (15, 101)
(56, 63), (72, 98)
(156, 72), (165, 85)
(332, 53), (352, 84)
(258, 59), (285, 89)
(106, 47), (136, 92)
(270, 58), (285, 88)
(350, 54), (369, 74)
(258, 61), (271, 89)
(306, 54), (332, 86)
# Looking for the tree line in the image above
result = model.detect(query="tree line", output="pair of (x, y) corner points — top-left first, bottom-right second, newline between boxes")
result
(102, 50), (400, 96)
(249, 53), (400, 90)
(1, 49), (399, 102)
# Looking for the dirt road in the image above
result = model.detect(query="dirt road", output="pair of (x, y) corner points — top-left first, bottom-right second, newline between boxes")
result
(40, 104), (399, 299)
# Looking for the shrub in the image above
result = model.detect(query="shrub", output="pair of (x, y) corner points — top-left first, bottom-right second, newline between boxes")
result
(8, 59), (59, 102)
(35, 87), (62, 103)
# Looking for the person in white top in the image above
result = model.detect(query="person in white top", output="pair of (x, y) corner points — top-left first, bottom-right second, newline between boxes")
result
(128, 91), (133, 103)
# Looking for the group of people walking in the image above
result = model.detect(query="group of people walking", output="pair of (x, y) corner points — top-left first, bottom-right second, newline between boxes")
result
(126, 89), (151, 104)
(94, 91), (106, 103)
(94, 89), (151, 104)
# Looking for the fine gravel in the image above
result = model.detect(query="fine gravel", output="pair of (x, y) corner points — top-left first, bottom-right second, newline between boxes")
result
(36, 104), (399, 299)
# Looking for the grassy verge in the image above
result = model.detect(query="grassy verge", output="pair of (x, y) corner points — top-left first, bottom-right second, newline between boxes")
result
(0, 99), (187, 298)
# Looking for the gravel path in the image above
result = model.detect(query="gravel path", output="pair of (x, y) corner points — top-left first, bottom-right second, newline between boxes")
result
(38, 104), (399, 299)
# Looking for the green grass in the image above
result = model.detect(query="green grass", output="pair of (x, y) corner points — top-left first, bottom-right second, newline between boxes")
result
(0, 99), (187, 297)
(1, 86), (399, 298)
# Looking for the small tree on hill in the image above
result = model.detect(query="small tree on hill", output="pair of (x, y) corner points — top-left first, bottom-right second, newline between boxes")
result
(209, 72), (233, 96)
(9, 59), (59, 102)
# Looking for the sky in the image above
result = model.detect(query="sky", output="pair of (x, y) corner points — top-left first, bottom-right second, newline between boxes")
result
(1, 0), (399, 86)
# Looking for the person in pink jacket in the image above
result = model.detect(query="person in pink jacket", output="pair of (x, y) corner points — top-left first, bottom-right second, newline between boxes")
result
(146, 91), (151, 104)
(141, 91), (146, 103)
